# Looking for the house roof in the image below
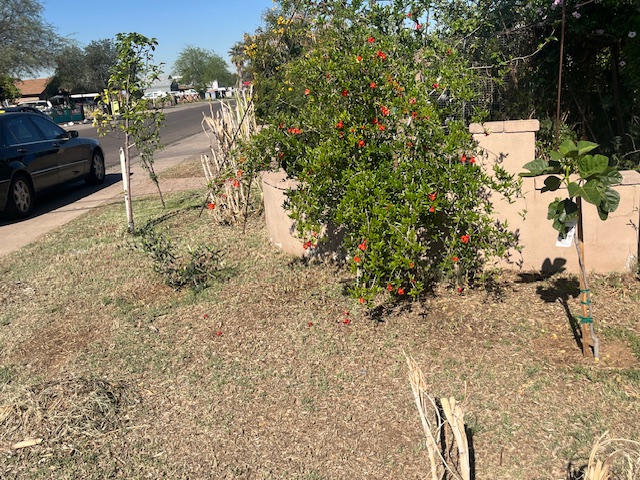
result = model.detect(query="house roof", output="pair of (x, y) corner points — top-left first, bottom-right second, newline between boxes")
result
(15, 78), (51, 98)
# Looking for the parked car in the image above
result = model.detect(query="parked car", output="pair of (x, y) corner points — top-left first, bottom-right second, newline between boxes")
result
(0, 110), (105, 218)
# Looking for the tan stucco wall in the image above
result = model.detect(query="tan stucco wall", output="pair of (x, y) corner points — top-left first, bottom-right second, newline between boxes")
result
(472, 120), (640, 274)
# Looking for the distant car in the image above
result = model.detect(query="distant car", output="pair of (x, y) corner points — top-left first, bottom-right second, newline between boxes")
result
(2, 105), (51, 118)
(142, 91), (169, 100)
(16, 99), (52, 111)
(0, 110), (105, 218)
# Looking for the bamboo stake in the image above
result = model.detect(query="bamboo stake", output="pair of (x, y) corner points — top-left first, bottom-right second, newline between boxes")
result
(575, 201), (595, 358)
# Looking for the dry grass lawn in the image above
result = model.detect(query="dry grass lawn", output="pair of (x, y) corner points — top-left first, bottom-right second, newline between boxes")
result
(1, 186), (639, 479)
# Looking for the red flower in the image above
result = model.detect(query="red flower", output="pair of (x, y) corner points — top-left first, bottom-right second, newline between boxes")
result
(460, 234), (470, 244)
(370, 82), (376, 89)
(216, 331), (223, 336)
(336, 120), (344, 129)
(358, 239), (367, 251)
(387, 284), (394, 291)
(380, 105), (390, 116)
(432, 83), (439, 89)
(415, 24), (422, 30)
(308, 322), (313, 327)
(354, 255), (361, 263)
(304, 88), (310, 95)
(429, 205), (435, 213)
(203, 313), (208, 319)
(359, 297), (365, 305)
(287, 127), (302, 134)
(397, 287), (405, 295)
(237, 169), (243, 177)
(376, 50), (387, 59)
(303, 241), (312, 250)
(344, 317), (352, 324)
(409, 98), (417, 104)
(461, 154), (467, 163)
(457, 287), (463, 294)
(469, 156), (476, 164)
(411, 111), (418, 118)
(408, 141), (414, 147)
(341, 89), (349, 97)
(372, 118), (379, 125)
(207, 203), (215, 210)
(356, 55), (363, 63)
(378, 125), (386, 131)
(428, 192), (437, 201)
(367, 36), (375, 43)
(357, 139), (365, 148)
(232, 179), (240, 188)
(452, 256), (459, 262)
(409, 261), (414, 268)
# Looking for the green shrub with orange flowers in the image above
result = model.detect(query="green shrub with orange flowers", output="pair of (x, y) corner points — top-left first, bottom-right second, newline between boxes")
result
(245, 0), (521, 304)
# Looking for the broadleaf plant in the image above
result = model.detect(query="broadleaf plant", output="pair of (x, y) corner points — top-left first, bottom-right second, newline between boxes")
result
(521, 139), (622, 235)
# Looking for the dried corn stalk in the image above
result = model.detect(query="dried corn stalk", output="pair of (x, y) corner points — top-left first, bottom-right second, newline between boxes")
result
(405, 352), (471, 480)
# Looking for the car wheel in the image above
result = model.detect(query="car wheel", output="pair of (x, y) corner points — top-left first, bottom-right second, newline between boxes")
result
(86, 150), (105, 185)
(6, 175), (34, 219)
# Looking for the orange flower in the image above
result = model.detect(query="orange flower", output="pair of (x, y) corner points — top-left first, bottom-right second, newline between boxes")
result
(358, 239), (367, 251)
(387, 284), (394, 291)
(429, 205), (435, 213)
(336, 120), (344, 129)
(460, 234), (470, 244)
(354, 256), (361, 263)
(370, 82), (376, 89)
(367, 36), (375, 43)
(357, 139), (365, 148)
(428, 192), (437, 201)
(356, 55), (362, 63)
(452, 256), (459, 262)
(397, 287), (405, 295)
(207, 203), (215, 210)
(359, 297), (365, 304)
(304, 88), (311, 95)
(342, 89), (349, 97)
(376, 50), (387, 59)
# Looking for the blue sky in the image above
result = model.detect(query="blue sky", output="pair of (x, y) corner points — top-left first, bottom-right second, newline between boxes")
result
(40, 0), (274, 76)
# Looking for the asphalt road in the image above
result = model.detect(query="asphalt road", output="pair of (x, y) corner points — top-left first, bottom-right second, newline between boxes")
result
(71, 101), (222, 168)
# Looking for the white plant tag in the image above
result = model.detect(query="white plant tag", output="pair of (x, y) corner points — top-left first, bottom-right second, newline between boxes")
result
(556, 220), (577, 248)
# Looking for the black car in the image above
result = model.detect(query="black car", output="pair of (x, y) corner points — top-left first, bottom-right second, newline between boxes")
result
(0, 110), (105, 218)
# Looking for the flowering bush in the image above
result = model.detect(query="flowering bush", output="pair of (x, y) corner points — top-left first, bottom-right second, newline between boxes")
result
(246, 0), (521, 303)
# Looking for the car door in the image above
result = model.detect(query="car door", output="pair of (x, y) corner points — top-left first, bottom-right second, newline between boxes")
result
(1, 114), (59, 191)
(29, 115), (90, 183)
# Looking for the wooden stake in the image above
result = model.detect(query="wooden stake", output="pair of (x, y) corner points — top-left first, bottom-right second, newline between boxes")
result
(576, 202), (593, 357)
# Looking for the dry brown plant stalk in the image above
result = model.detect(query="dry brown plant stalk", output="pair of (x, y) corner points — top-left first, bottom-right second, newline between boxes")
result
(585, 431), (640, 480)
(405, 352), (471, 480)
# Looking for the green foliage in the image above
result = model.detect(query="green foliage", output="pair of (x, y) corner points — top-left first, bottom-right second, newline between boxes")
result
(245, 0), (521, 304)
(133, 226), (224, 292)
(0, 73), (20, 103)
(48, 38), (117, 95)
(0, 0), (64, 77)
(521, 139), (622, 234)
(173, 46), (233, 91)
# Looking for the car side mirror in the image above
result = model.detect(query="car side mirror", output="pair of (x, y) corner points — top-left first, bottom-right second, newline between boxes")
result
(68, 130), (79, 138)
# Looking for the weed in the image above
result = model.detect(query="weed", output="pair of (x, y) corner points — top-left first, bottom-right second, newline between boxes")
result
(132, 225), (223, 292)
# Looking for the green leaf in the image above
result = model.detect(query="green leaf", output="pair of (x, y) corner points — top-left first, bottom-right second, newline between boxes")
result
(597, 167), (623, 186)
(520, 159), (550, 177)
(558, 139), (578, 158)
(549, 150), (564, 161)
(567, 181), (580, 197)
(540, 175), (562, 193)
(572, 179), (603, 205)
(600, 187), (620, 213)
(576, 140), (598, 156)
(547, 199), (561, 220)
(578, 154), (608, 177)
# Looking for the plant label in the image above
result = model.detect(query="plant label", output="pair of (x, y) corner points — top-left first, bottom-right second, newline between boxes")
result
(556, 220), (577, 248)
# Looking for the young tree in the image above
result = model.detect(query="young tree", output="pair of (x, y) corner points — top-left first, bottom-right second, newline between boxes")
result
(94, 32), (166, 233)
(173, 46), (233, 92)
(0, 0), (64, 77)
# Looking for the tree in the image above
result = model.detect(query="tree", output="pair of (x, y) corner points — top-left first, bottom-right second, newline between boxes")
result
(173, 46), (233, 92)
(47, 39), (116, 95)
(0, 0), (64, 77)
(228, 42), (248, 88)
(94, 33), (166, 233)
(0, 73), (20, 104)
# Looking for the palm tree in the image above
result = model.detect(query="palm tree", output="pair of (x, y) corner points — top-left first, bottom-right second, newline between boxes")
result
(228, 42), (247, 89)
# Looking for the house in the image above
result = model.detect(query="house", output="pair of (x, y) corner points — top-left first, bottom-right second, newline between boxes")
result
(14, 78), (51, 103)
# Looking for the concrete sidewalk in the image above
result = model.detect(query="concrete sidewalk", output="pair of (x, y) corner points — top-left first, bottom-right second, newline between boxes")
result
(0, 131), (212, 258)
